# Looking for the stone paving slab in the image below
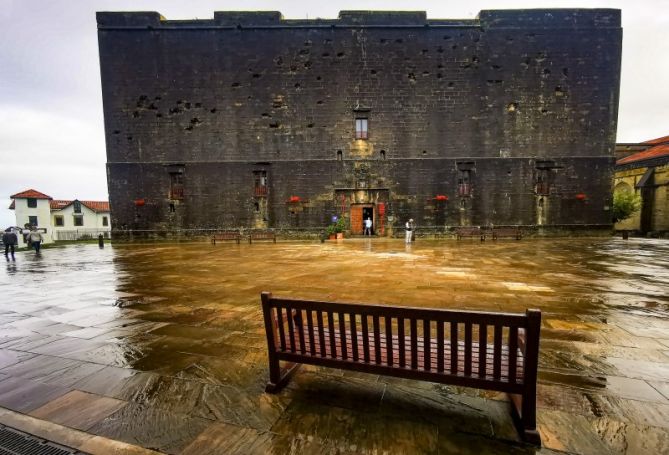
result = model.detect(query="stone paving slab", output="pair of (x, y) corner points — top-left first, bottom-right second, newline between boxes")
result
(0, 239), (668, 454)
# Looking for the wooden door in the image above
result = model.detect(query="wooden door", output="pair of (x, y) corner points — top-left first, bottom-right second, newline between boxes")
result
(350, 205), (363, 235)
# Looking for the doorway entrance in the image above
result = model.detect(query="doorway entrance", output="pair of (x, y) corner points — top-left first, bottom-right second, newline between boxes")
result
(350, 204), (374, 235)
(362, 206), (374, 235)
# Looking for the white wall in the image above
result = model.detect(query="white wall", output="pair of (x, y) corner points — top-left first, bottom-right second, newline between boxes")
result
(13, 198), (54, 244)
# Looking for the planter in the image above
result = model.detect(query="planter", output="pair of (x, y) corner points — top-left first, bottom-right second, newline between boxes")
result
(336, 233), (344, 240)
(329, 234), (336, 240)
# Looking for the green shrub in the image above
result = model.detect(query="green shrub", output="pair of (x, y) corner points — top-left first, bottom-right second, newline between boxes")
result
(612, 191), (641, 222)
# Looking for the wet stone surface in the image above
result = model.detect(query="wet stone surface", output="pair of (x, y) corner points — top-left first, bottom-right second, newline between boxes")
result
(1, 239), (668, 454)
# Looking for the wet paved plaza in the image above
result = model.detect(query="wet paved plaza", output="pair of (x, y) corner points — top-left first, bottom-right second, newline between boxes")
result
(0, 238), (668, 454)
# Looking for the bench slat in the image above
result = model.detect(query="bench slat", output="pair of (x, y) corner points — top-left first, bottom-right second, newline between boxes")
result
(493, 324), (503, 380)
(398, 317), (406, 368)
(410, 318), (418, 370)
(287, 305), (296, 353)
(297, 310), (306, 354)
(450, 321), (458, 374)
(317, 311), (326, 356)
(478, 324), (487, 379)
(464, 322), (472, 376)
(508, 326), (518, 384)
(362, 314), (370, 363)
(437, 321), (444, 373)
(276, 307), (286, 351)
(327, 311), (336, 358)
(350, 313), (359, 361)
(385, 316), (394, 366)
(339, 312), (348, 360)
(373, 315), (381, 364)
(423, 319), (431, 371)
(307, 310), (316, 356)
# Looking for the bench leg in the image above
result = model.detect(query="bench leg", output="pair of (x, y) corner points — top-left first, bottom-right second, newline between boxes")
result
(509, 393), (541, 445)
(265, 359), (302, 393)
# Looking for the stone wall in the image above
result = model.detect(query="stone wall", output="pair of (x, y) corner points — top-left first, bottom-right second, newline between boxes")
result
(97, 9), (622, 234)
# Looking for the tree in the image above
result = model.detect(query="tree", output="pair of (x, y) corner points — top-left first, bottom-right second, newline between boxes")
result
(612, 191), (641, 223)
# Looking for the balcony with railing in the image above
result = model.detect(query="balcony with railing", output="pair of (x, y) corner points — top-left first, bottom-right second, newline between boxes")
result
(254, 186), (268, 197)
(170, 186), (184, 200)
(458, 183), (471, 197)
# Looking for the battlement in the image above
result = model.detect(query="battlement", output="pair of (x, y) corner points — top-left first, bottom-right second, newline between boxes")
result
(97, 9), (620, 29)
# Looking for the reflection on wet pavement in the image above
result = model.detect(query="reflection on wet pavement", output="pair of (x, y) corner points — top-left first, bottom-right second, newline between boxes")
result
(0, 239), (668, 454)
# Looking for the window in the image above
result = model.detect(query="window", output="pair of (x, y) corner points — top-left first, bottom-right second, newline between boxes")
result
(102, 216), (109, 227)
(54, 215), (64, 227)
(458, 170), (472, 197)
(73, 215), (84, 227)
(535, 169), (551, 196)
(73, 201), (82, 213)
(253, 171), (267, 196)
(28, 216), (38, 226)
(170, 173), (184, 200)
(27, 198), (37, 208)
(355, 118), (368, 139)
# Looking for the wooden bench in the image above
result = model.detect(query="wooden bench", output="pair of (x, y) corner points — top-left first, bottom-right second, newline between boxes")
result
(455, 227), (486, 241)
(210, 231), (241, 245)
(492, 228), (522, 240)
(249, 230), (277, 244)
(261, 292), (541, 444)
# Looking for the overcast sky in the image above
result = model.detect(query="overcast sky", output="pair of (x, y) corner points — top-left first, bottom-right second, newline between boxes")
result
(1, 0), (667, 228)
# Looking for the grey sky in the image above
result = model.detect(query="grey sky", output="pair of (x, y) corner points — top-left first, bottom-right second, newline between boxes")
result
(1, 0), (667, 228)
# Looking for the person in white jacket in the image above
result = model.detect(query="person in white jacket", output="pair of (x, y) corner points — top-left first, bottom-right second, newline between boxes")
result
(28, 227), (44, 253)
(405, 219), (415, 243)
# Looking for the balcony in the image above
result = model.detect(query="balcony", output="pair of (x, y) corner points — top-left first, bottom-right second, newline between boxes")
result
(254, 186), (268, 197)
(170, 187), (184, 200)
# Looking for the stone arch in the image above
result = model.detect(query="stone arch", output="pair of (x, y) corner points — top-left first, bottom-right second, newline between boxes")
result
(614, 181), (633, 194)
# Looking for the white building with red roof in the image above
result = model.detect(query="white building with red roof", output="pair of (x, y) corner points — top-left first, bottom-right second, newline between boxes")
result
(9, 189), (111, 244)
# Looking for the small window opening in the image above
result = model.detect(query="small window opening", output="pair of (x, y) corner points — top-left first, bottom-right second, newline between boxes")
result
(102, 216), (109, 226)
(380, 150), (386, 160)
(169, 203), (176, 212)
(337, 150), (343, 161)
(73, 215), (84, 227)
(27, 198), (37, 208)
(73, 201), (82, 213)
(28, 216), (38, 227)
(54, 215), (64, 227)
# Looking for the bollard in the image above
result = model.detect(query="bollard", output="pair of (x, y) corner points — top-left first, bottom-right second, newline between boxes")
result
(98, 234), (104, 248)
(621, 230), (629, 240)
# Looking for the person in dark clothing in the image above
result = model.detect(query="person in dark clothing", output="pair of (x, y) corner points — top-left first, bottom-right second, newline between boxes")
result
(3, 228), (18, 260)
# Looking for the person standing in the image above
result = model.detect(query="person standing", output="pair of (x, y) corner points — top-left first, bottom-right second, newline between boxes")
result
(405, 218), (415, 243)
(28, 227), (44, 253)
(3, 228), (18, 260)
(364, 217), (372, 236)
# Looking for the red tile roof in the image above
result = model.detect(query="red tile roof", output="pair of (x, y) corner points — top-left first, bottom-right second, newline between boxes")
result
(50, 200), (71, 210)
(10, 189), (52, 199)
(643, 135), (669, 145)
(50, 199), (110, 213)
(617, 143), (669, 165)
(81, 201), (110, 213)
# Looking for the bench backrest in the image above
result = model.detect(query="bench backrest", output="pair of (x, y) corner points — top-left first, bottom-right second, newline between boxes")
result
(261, 292), (540, 388)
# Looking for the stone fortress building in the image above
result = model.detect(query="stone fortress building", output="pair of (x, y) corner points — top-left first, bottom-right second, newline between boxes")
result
(96, 9), (622, 236)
